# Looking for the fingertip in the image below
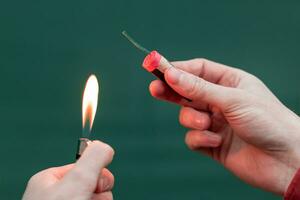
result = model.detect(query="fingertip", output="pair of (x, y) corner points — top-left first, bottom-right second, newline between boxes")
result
(102, 168), (114, 186)
(89, 140), (115, 158)
(185, 131), (198, 150)
(96, 168), (115, 193)
(149, 80), (166, 98)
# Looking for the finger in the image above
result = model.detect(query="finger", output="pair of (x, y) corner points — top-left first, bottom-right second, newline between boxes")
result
(149, 80), (189, 105)
(185, 130), (222, 149)
(75, 140), (114, 176)
(165, 67), (236, 107)
(92, 191), (113, 200)
(149, 80), (209, 110)
(171, 58), (238, 84)
(179, 107), (211, 130)
(27, 164), (75, 189)
(96, 168), (114, 193)
(49, 164), (74, 180)
(62, 140), (114, 191)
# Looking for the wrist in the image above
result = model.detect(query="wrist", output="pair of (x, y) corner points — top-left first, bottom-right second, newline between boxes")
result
(283, 123), (300, 195)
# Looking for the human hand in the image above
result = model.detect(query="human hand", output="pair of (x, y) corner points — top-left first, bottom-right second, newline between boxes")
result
(149, 58), (300, 195)
(22, 140), (114, 200)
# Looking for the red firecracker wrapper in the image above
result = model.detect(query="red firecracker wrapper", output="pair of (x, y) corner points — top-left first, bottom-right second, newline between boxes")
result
(142, 50), (162, 72)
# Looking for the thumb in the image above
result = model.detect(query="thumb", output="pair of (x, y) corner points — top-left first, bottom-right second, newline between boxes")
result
(165, 67), (235, 107)
(60, 141), (114, 194)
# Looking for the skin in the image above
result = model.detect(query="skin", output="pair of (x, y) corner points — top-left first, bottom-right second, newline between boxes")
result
(22, 141), (115, 200)
(149, 58), (300, 195)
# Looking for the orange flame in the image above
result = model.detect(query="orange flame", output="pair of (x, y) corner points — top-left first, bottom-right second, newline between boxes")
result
(82, 75), (99, 131)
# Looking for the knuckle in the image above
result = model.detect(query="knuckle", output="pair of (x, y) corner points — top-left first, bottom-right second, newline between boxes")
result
(186, 78), (206, 99)
(70, 168), (94, 183)
(193, 58), (208, 73)
(193, 58), (206, 66)
(186, 78), (198, 96)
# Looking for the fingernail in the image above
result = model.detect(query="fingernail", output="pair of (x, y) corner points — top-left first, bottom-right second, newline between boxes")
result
(207, 135), (222, 147)
(167, 67), (182, 84)
(194, 116), (203, 127)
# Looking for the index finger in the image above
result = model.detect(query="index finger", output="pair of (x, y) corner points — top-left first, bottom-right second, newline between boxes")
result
(172, 58), (236, 84)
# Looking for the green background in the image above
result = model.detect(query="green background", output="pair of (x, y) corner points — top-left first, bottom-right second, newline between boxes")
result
(1, 0), (300, 199)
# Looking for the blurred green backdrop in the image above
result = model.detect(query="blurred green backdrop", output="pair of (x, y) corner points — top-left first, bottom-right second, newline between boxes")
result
(1, 0), (300, 199)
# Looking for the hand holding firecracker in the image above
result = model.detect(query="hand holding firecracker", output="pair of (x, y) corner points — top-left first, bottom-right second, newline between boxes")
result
(122, 31), (300, 196)
(149, 58), (300, 196)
